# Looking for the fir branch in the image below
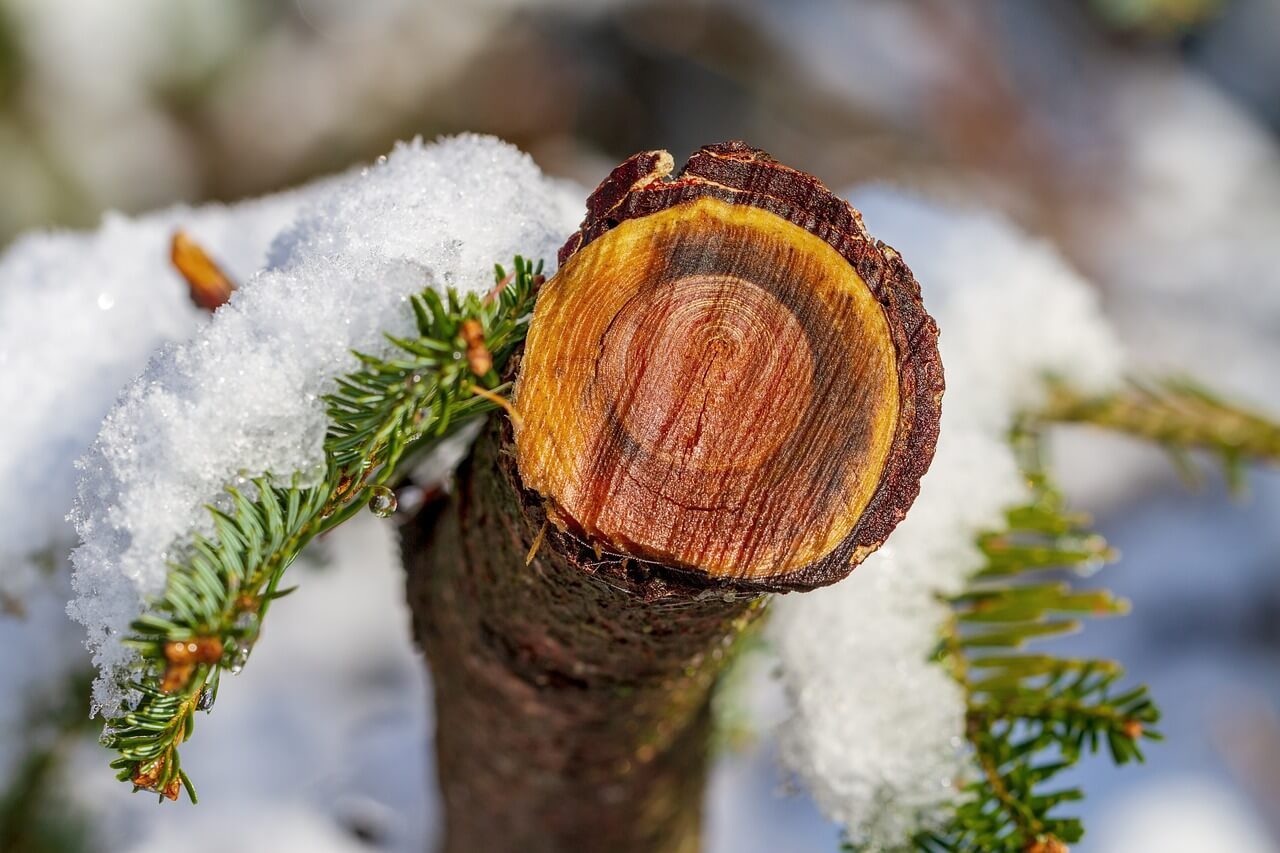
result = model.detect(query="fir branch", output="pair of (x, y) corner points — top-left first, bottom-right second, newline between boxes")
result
(1040, 376), (1280, 489)
(913, 470), (1160, 853)
(910, 376), (1280, 851)
(100, 257), (544, 801)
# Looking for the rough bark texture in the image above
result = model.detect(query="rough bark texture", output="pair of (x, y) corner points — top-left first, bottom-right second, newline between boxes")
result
(405, 424), (763, 853)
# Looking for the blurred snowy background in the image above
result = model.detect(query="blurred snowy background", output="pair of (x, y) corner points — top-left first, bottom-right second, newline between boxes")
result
(2, 0), (1279, 851)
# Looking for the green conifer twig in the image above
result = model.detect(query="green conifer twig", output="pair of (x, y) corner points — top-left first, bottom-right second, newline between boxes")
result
(907, 463), (1160, 853)
(908, 376), (1280, 851)
(99, 258), (543, 801)
(1040, 376), (1280, 489)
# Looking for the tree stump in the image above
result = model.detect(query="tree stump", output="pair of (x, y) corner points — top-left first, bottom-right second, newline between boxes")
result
(405, 142), (943, 853)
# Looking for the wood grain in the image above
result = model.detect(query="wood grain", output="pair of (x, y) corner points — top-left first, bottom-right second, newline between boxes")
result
(514, 142), (943, 590)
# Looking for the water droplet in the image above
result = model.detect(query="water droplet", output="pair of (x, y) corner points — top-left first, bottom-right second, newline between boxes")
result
(229, 643), (252, 674)
(367, 485), (397, 518)
(196, 685), (215, 711)
(97, 292), (116, 310)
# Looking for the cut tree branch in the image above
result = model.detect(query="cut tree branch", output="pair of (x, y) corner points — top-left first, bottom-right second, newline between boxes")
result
(405, 142), (943, 852)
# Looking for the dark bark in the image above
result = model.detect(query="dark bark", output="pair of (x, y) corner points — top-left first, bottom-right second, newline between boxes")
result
(404, 424), (764, 853)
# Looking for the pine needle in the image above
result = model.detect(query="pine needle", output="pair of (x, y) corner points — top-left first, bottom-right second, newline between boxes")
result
(525, 520), (548, 566)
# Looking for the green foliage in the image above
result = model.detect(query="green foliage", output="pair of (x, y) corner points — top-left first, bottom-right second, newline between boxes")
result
(909, 463), (1161, 853)
(100, 257), (542, 801)
(1041, 376), (1280, 492)
(850, 374), (1280, 852)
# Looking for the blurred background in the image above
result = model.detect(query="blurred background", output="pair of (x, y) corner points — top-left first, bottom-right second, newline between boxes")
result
(2, 0), (1279, 851)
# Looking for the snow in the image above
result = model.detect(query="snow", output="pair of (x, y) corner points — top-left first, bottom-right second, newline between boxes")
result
(0, 187), (313, 601)
(766, 188), (1126, 849)
(68, 134), (581, 717)
(0, 133), (580, 836)
(0, 177), (315, 782)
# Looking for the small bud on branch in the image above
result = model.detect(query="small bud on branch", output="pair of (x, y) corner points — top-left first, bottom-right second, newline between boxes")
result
(171, 230), (237, 311)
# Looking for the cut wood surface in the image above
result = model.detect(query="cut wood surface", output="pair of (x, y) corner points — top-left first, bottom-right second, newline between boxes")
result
(514, 141), (943, 589)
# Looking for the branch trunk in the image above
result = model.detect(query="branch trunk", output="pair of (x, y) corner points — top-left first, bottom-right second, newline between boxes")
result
(404, 425), (761, 853)
(403, 141), (942, 852)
